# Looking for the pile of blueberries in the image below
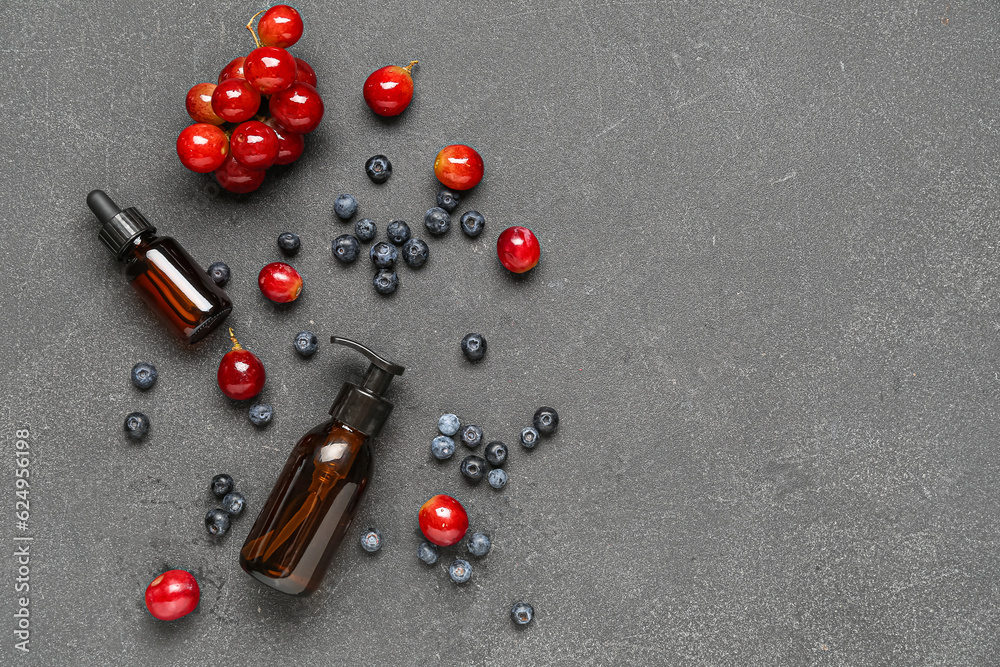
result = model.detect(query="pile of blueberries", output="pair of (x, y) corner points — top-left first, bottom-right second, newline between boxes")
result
(204, 473), (245, 537)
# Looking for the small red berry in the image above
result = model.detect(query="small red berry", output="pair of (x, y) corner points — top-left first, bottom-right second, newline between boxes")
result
(217, 328), (266, 400)
(144, 569), (200, 621)
(434, 144), (484, 191)
(176, 123), (229, 173)
(218, 56), (246, 83)
(211, 78), (261, 124)
(363, 61), (417, 117)
(230, 120), (279, 170)
(244, 46), (297, 95)
(263, 118), (305, 165)
(257, 5), (304, 48)
(294, 58), (317, 87)
(214, 154), (266, 194)
(258, 261), (303, 303)
(418, 494), (469, 547)
(185, 83), (224, 125)
(497, 226), (541, 274)
(269, 82), (324, 134)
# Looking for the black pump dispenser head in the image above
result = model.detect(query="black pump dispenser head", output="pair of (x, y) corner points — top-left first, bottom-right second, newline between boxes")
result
(328, 337), (405, 436)
(87, 189), (155, 259)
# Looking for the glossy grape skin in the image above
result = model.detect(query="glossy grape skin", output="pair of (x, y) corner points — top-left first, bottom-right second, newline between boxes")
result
(258, 4), (303, 48)
(363, 64), (415, 117)
(217, 347), (266, 400)
(294, 58), (317, 87)
(497, 226), (541, 273)
(230, 120), (279, 170)
(244, 46), (297, 95)
(263, 118), (305, 165)
(176, 123), (229, 173)
(434, 144), (484, 190)
(218, 56), (246, 83)
(269, 82), (324, 134)
(185, 83), (224, 125)
(144, 570), (200, 621)
(211, 78), (261, 124)
(214, 154), (266, 194)
(418, 494), (469, 547)
(258, 261), (303, 303)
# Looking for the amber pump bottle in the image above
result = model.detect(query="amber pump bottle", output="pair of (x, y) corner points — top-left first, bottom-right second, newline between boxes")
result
(86, 190), (232, 344)
(240, 337), (405, 595)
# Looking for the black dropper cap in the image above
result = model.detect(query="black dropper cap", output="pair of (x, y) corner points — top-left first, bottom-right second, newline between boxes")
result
(328, 337), (405, 437)
(87, 189), (155, 259)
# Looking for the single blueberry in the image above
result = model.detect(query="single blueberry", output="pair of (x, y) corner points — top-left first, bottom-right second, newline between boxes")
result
(402, 238), (429, 268)
(211, 473), (234, 498)
(467, 532), (491, 557)
(365, 155), (392, 183)
(130, 362), (158, 390)
(370, 242), (398, 269)
(277, 232), (301, 255)
(461, 333), (487, 362)
(360, 528), (382, 552)
(332, 234), (360, 263)
(449, 559), (472, 584)
(436, 188), (460, 212)
(460, 210), (485, 237)
(207, 261), (230, 286)
(431, 436), (455, 460)
(204, 508), (230, 537)
(124, 411), (150, 441)
(424, 207), (451, 236)
(373, 270), (399, 295)
(294, 331), (319, 357)
(484, 441), (508, 467)
(460, 424), (483, 448)
(222, 491), (245, 515)
(386, 220), (411, 245)
(460, 455), (486, 482)
(533, 406), (559, 436)
(418, 541), (439, 565)
(355, 218), (377, 242)
(488, 468), (508, 489)
(249, 403), (273, 427)
(511, 602), (534, 626)
(520, 427), (540, 449)
(438, 413), (461, 436)
(334, 194), (358, 220)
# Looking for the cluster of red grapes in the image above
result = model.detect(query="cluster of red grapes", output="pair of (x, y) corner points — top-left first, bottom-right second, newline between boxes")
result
(176, 5), (324, 193)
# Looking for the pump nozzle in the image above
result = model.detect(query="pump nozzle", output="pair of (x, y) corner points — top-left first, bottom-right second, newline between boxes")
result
(328, 337), (405, 436)
(331, 336), (404, 395)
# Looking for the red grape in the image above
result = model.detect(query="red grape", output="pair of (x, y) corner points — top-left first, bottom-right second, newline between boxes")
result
(497, 226), (541, 273)
(211, 78), (261, 124)
(257, 5), (304, 48)
(363, 62), (417, 117)
(185, 83), (223, 125)
(244, 46), (297, 95)
(294, 58), (317, 87)
(214, 154), (265, 193)
(218, 56), (246, 83)
(145, 570), (200, 621)
(263, 118), (305, 165)
(230, 120), (279, 170)
(176, 123), (229, 173)
(418, 495), (469, 547)
(434, 144), (485, 190)
(269, 82), (324, 134)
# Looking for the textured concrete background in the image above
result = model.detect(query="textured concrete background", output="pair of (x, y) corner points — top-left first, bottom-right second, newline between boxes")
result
(1, 0), (998, 665)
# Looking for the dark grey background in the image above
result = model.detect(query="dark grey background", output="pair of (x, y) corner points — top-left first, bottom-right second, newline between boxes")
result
(1, 0), (998, 665)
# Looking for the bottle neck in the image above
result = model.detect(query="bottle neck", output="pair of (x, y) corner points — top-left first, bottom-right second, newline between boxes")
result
(329, 382), (393, 438)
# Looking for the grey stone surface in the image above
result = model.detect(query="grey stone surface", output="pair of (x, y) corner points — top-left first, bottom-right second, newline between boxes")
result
(1, 1), (998, 665)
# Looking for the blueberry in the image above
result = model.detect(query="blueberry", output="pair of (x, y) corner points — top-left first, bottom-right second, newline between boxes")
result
(355, 218), (377, 242)
(334, 194), (358, 220)
(467, 532), (491, 557)
(294, 331), (319, 357)
(249, 403), (273, 427)
(365, 155), (392, 183)
(130, 362), (158, 390)
(418, 541), (439, 565)
(436, 188), (460, 212)
(460, 210), (485, 237)
(360, 528), (382, 552)
(211, 473), (234, 498)
(484, 441), (508, 467)
(511, 602), (533, 626)
(277, 232), (300, 255)
(424, 207), (451, 235)
(402, 238), (429, 268)
(431, 436), (455, 460)
(460, 455), (486, 482)
(207, 261), (230, 286)
(386, 220), (411, 245)
(222, 491), (245, 515)
(332, 234), (360, 263)
(533, 406), (559, 436)
(449, 559), (472, 584)
(438, 413), (461, 436)
(461, 333), (487, 362)
(370, 241), (398, 269)
(373, 270), (399, 295)
(520, 427), (540, 449)
(204, 508), (230, 537)
(460, 424), (483, 448)
(123, 411), (150, 440)
(488, 468), (508, 489)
